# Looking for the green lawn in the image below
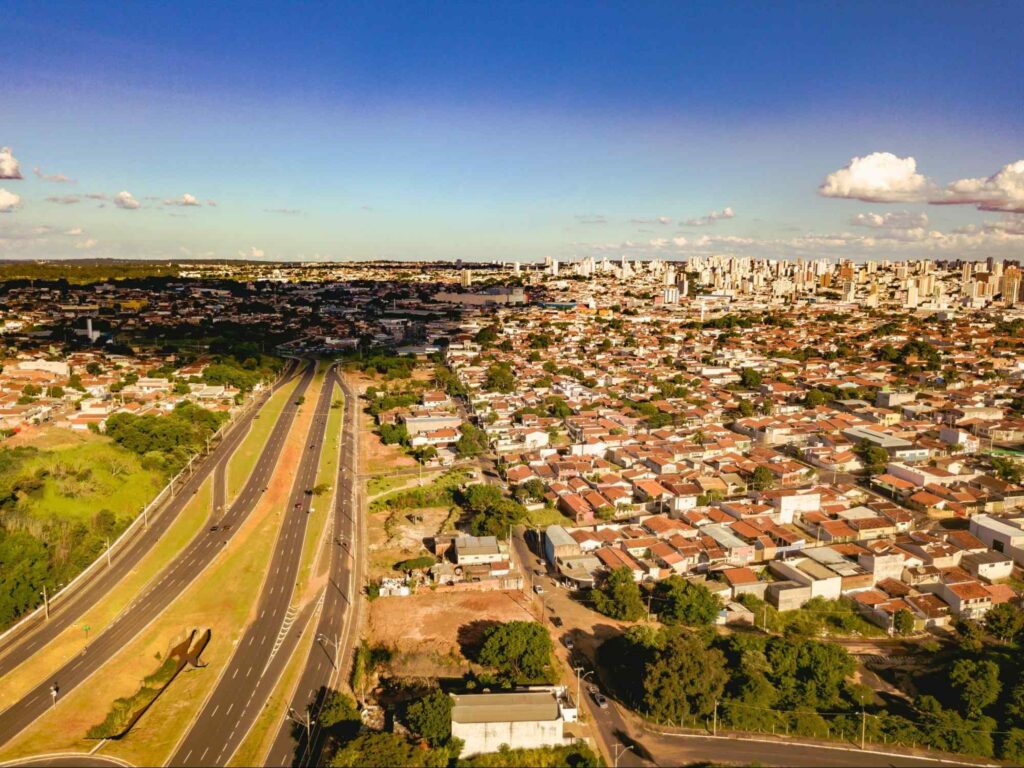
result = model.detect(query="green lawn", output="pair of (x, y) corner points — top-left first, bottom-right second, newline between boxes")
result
(525, 505), (574, 528)
(227, 373), (302, 499)
(13, 441), (164, 525)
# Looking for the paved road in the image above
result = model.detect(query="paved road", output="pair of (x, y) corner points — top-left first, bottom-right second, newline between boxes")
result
(168, 365), (340, 767)
(264, 369), (364, 768)
(0, 359), (299, 682)
(0, 363), (316, 749)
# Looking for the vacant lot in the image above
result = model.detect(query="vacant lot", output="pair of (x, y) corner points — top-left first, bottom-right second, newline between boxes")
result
(368, 591), (534, 677)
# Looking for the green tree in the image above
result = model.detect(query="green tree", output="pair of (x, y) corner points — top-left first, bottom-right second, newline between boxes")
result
(739, 368), (763, 389)
(751, 466), (775, 491)
(893, 608), (915, 636)
(854, 441), (890, 474)
(592, 567), (646, 622)
(406, 690), (453, 747)
(949, 659), (1001, 719)
(330, 731), (432, 768)
(656, 576), (720, 626)
(643, 631), (727, 723)
(484, 362), (516, 393)
(477, 621), (554, 686)
(985, 602), (1024, 642)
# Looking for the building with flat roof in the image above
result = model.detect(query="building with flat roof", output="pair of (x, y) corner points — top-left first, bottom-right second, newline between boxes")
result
(450, 689), (576, 756)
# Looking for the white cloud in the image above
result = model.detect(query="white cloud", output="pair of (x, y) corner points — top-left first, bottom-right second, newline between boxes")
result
(266, 208), (301, 215)
(164, 193), (201, 207)
(684, 207), (735, 226)
(238, 246), (265, 258)
(65, 227), (84, 236)
(86, 193), (108, 201)
(0, 188), (22, 212)
(46, 195), (81, 205)
(0, 148), (22, 180)
(849, 211), (928, 230)
(33, 167), (75, 184)
(818, 152), (933, 202)
(575, 214), (607, 225)
(74, 238), (98, 250)
(113, 190), (141, 210)
(631, 216), (672, 225)
(936, 159), (1024, 213)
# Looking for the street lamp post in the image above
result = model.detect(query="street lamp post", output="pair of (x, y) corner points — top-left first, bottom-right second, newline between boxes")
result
(613, 743), (633, 767)
(574, 667), (593, 714)
(317, 633), (340, 669)
(286, 707), (316, 766)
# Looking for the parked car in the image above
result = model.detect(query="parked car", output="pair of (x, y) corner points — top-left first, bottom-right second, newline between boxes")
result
(592, 691), (609, 709)
(533, 584), (545, 594)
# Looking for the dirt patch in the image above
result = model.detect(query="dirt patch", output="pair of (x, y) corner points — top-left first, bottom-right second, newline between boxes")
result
(369, 591), (535, 668)
(348, 371), (418, 475)
(368, 505), (450, 578)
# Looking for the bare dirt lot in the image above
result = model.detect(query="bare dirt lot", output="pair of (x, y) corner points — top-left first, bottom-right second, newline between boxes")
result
(368, 591), (535, 677)
(348, 371), (418, 475)
(367, 504), (450, 578)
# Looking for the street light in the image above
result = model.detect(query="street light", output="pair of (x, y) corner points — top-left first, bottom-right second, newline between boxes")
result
(613, 743), (633, 767)
(574, 667), (593, 714)
(286, 707), (316, 766)
(317, 633), (339, 669)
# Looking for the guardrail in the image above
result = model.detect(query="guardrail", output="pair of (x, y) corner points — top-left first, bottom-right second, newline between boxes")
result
(0, 363), (296, 648)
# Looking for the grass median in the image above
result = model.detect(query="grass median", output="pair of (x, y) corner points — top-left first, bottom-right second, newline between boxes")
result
(0, 369), (326, 766)
(295, 379), (343, 593)
(227, 371), (303, 501)
(0, 475), (213, 711)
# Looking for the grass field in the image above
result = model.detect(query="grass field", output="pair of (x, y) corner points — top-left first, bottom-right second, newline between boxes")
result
(526, 505), (575, 528)
(5, 440), (164, 526)
(0, 370), (322, 766)
(0, 475), (214, 712)
(226, 372), (302, 500)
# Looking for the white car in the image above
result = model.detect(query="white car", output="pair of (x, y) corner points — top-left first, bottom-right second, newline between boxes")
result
(533, 584), (545, 594)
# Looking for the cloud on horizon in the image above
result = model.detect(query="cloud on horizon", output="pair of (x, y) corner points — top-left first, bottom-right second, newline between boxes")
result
(684, 207), (735, 226)
(0, 188), (22, 212)
(0, 148), (23, 180)
(114, 190), (141, 209)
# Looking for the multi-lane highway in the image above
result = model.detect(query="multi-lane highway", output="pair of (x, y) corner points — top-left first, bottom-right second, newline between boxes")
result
(168, 364), (343, 767)
(0, 362), (316, 749)
(264, 369), (364, 767)
(0, 359), (299, 683)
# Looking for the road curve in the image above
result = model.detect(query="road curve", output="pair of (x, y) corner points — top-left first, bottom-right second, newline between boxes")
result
(168, 364), (339, 767)
(0, 363), (316, 750)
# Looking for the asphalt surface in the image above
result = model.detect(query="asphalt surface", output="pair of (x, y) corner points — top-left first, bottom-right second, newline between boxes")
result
(0, 359), (299, 682)
(0, 362), (316, 750)
(264, 369), (363, 768)
(168, 365), (341, 767)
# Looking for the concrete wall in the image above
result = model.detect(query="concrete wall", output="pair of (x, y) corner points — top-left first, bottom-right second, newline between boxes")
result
(453, 719), (568, 756)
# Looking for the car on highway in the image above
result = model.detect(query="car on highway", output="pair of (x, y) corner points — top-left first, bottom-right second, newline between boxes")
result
(209, 525), (219, 532)
(294, 502), (302, 509)
(592, 691), (609, 709)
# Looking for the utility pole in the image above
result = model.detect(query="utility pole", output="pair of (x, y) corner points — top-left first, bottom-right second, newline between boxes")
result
(574, 667), (593, 713)
(106, 537), (112, 567)
(713, 699), (719, 736)
(860, 707), (867, 750)
(41, 585), (49, 620)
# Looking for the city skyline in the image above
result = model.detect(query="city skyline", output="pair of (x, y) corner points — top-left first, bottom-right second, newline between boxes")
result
(1, 1), (1022, 262)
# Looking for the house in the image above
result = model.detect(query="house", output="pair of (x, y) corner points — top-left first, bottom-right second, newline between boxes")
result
(970, 514), (1024, 565)
(454, 536), (504, 566)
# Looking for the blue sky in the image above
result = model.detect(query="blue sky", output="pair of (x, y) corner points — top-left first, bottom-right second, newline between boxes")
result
(1, 1), (1022, 261)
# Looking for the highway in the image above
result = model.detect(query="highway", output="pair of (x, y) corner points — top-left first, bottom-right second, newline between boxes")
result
(0, 358), (299, 681)
(168, 364), (343, 767)
(0, 362), (316, 749)
(264, 369), (364, 767)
